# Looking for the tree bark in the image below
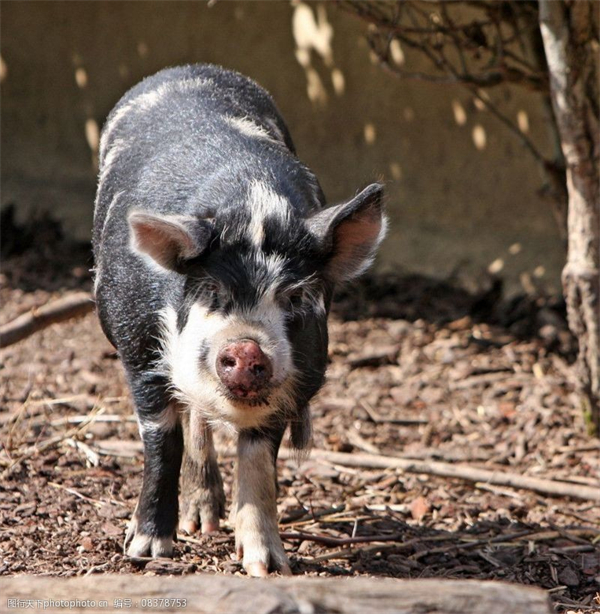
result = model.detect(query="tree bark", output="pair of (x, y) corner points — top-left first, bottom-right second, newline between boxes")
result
(539, 0), (600, 435)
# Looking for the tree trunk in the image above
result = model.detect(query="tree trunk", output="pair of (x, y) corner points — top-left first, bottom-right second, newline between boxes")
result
(539, 0), (600, 435)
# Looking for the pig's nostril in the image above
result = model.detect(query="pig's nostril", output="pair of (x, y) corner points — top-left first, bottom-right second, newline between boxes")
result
(216, 340), (273, 399)
(221, 356), (237, 369)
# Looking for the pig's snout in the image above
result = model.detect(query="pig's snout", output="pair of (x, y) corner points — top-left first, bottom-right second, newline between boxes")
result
(216, 340), (273, 399)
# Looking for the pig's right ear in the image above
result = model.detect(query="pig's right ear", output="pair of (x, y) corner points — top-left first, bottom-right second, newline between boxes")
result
(307, 183), (386, 282)
(128, 211), (213, 271)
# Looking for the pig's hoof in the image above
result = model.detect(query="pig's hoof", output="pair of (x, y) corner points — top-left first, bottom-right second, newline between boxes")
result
(178, 519), (199, 535)
(179, 515), (220, 535)
(124, 520), (174, 558)
(245, 561), (270, 578)
(179, 485), (225, 535)
(235, 528), (292, 577)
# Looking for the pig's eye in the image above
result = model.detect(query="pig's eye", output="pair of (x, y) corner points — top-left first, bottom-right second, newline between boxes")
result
(281, 288), (304, 313)
(202, 281), (222, 310)
(289, 290), (304, 309)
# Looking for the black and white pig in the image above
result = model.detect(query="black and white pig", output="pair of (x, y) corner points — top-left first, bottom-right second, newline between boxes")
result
(93, 64), (386, 576)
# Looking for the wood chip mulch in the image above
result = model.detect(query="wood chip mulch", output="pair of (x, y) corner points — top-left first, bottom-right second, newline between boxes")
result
(0, 232), (598, 614)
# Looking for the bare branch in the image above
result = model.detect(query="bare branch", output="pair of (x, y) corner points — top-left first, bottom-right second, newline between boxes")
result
(338, 0), (548, 91)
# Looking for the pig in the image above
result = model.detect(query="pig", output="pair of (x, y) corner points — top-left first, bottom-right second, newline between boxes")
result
(93, 64), (386, 576)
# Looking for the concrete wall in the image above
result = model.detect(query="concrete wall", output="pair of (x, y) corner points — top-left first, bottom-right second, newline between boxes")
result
(1, 1), (564, 294)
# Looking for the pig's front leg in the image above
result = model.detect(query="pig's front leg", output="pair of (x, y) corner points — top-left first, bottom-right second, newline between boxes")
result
(233, 429), (291, 577)
(179, 412), (225, 534)
(124, 376), (183, 558)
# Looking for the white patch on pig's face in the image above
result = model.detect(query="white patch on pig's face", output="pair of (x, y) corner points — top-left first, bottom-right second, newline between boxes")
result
(158, 293), (296, 431)
(246, 180), (291, 248)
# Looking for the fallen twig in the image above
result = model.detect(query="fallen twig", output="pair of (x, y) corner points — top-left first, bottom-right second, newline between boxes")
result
(475, 482), (525, 500)
(366, 503), (410, 513)
(449, 372), (528, 390)
(292, 526), (591, 564)
(48, 481), (104, 508)
(348, 347), (398, 369)
(91, 440), (144, 458)
(93, 441), (598, 501)
(66, 437), (100, 467)
(360, 400), (428, 425)
(347, 427), (381, 454)
(557, 442), (600, 454)
(308, 532), (455, 563)
(411, 528), (599, 561)
(38, 414), (136, 429)
(548, 544), (595, 554)
(280, 531), (404, 547)
(1, 405), (105, 478)
(0, 292), (94, 348)
(280, 504), (346, 525)
(176, 533), (213, 547)
(278, 448), (600, 502)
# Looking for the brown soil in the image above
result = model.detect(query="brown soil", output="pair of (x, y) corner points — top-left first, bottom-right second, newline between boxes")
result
(1, 233), (598, 613)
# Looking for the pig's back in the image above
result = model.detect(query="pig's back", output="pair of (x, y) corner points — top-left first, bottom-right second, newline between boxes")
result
(93, 64), (310, 249)
(98, 64), (295, 170)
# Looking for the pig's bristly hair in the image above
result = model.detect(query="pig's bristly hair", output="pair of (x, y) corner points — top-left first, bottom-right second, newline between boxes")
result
(179, 204), (327, 317)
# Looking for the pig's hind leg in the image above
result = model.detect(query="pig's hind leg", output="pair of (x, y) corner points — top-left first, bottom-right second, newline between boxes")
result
(179, 411), (225, 534)
(233, 427), (291, 577)
(124, 372), (183, 558)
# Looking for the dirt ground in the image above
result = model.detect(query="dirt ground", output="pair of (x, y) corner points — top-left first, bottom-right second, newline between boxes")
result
(1, 230), (599, 613)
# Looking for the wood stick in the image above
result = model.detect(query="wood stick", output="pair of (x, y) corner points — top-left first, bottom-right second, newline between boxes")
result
(306, 526), (599, 565)
(280, 531), (405, 547)
(42, 414), (136, 429)
(278, 448), (600, 502)
(87, 440), (599, 501)
(300, 528), (544, 561)
(280, 504), (346, 525)
(410, 528), (598, 561)
(0, 574), (553, 614)
(0, 292), (94, 348)
(360, 400), (428, 425)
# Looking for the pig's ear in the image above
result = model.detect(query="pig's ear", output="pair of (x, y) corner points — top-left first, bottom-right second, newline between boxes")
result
(128, 211), (213, 271)
(308, 183), (387, 282)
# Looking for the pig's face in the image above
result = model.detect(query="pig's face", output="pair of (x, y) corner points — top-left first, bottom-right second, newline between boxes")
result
(157, 250), (321, 430)
(129, 181), (385, 430)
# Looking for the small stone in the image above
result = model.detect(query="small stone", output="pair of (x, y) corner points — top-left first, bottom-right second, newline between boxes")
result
(558, 566), (579, 587)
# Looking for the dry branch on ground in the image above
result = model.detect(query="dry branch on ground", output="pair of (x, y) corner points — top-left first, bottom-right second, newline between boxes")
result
(0, 292), (94, 348)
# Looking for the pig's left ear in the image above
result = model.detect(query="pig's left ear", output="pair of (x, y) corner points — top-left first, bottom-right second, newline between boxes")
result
(128, 211), (213, 271)
(308, 183), (387, 282)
